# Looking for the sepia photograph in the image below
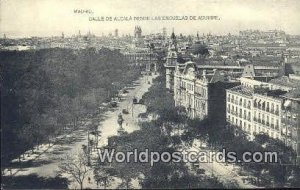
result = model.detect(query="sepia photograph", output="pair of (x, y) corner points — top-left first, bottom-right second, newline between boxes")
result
(1, 0), (300, 189)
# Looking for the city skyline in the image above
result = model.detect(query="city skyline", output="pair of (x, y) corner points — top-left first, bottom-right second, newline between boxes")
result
(1, 0), (300, 38)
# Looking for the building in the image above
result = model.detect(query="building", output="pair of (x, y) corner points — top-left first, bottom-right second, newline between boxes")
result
(174, 61), (239, 124)
(281, 90), (300, 164)
(134, 26), (142, 39)
(114, 29), (119, 38)
(226, 76), (300, 164)
(123, 48), (158, 72)
(165, 30), (178, 91)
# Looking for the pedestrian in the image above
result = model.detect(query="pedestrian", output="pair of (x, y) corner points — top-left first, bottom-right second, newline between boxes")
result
(88, 177), (91, 183)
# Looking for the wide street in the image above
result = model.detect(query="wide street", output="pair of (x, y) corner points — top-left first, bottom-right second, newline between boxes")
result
(3, 73), (262, 189)
(3, 73), (158, 189)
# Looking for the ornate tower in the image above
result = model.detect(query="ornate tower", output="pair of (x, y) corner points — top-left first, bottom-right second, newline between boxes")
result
(165, 29), (178, 91)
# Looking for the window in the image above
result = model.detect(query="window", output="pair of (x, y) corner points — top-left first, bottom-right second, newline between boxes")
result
(271, 118), (274, 128)
(275, 105), (279, 115)
(262, 101), (265, 110)
(271, 103), (274, 112)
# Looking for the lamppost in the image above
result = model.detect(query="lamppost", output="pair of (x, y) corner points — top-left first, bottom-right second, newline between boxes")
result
(87, 131), (91, 166)
(82, 144), (91, 166)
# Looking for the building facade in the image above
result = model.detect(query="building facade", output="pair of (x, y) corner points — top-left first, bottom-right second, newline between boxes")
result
(226, 76), (300, 164)
(174, 61), (239, 124)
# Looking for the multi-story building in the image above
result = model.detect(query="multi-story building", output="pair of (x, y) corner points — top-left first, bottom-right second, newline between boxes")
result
(174, 61), (239, 124)
(226, 76), (300, 164)
(281, 90), (300, 164)
(226, 85), (254, 138)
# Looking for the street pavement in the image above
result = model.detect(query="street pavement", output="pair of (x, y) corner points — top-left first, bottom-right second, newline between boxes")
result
(3, 73), (158, 190)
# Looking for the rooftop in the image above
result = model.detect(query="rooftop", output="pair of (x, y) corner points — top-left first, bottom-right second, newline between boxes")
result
(228, 85), (253, 97)
(282, 88), (300, 100)
(254, 88), (287, 98)
(269, 76), (300, 88)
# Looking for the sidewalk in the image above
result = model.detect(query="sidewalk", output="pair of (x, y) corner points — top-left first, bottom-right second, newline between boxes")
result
(69, 73), (158, 189)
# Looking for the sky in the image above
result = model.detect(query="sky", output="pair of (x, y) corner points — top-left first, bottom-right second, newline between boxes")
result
(1, 0), (300, 38)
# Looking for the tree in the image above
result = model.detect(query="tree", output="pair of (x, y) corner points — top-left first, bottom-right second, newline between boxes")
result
(58, 151), (91, 190)
(93, 165), (114, 189)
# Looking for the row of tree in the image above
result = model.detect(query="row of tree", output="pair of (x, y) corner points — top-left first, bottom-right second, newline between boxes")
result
(1, 47), (141, 167)
(139, 73), (300, 188)
(90, 73), (225, 189)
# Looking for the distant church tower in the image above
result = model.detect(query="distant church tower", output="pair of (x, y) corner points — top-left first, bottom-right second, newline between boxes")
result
(134, 26), (142, 39)
(114, 29), (119, 38)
